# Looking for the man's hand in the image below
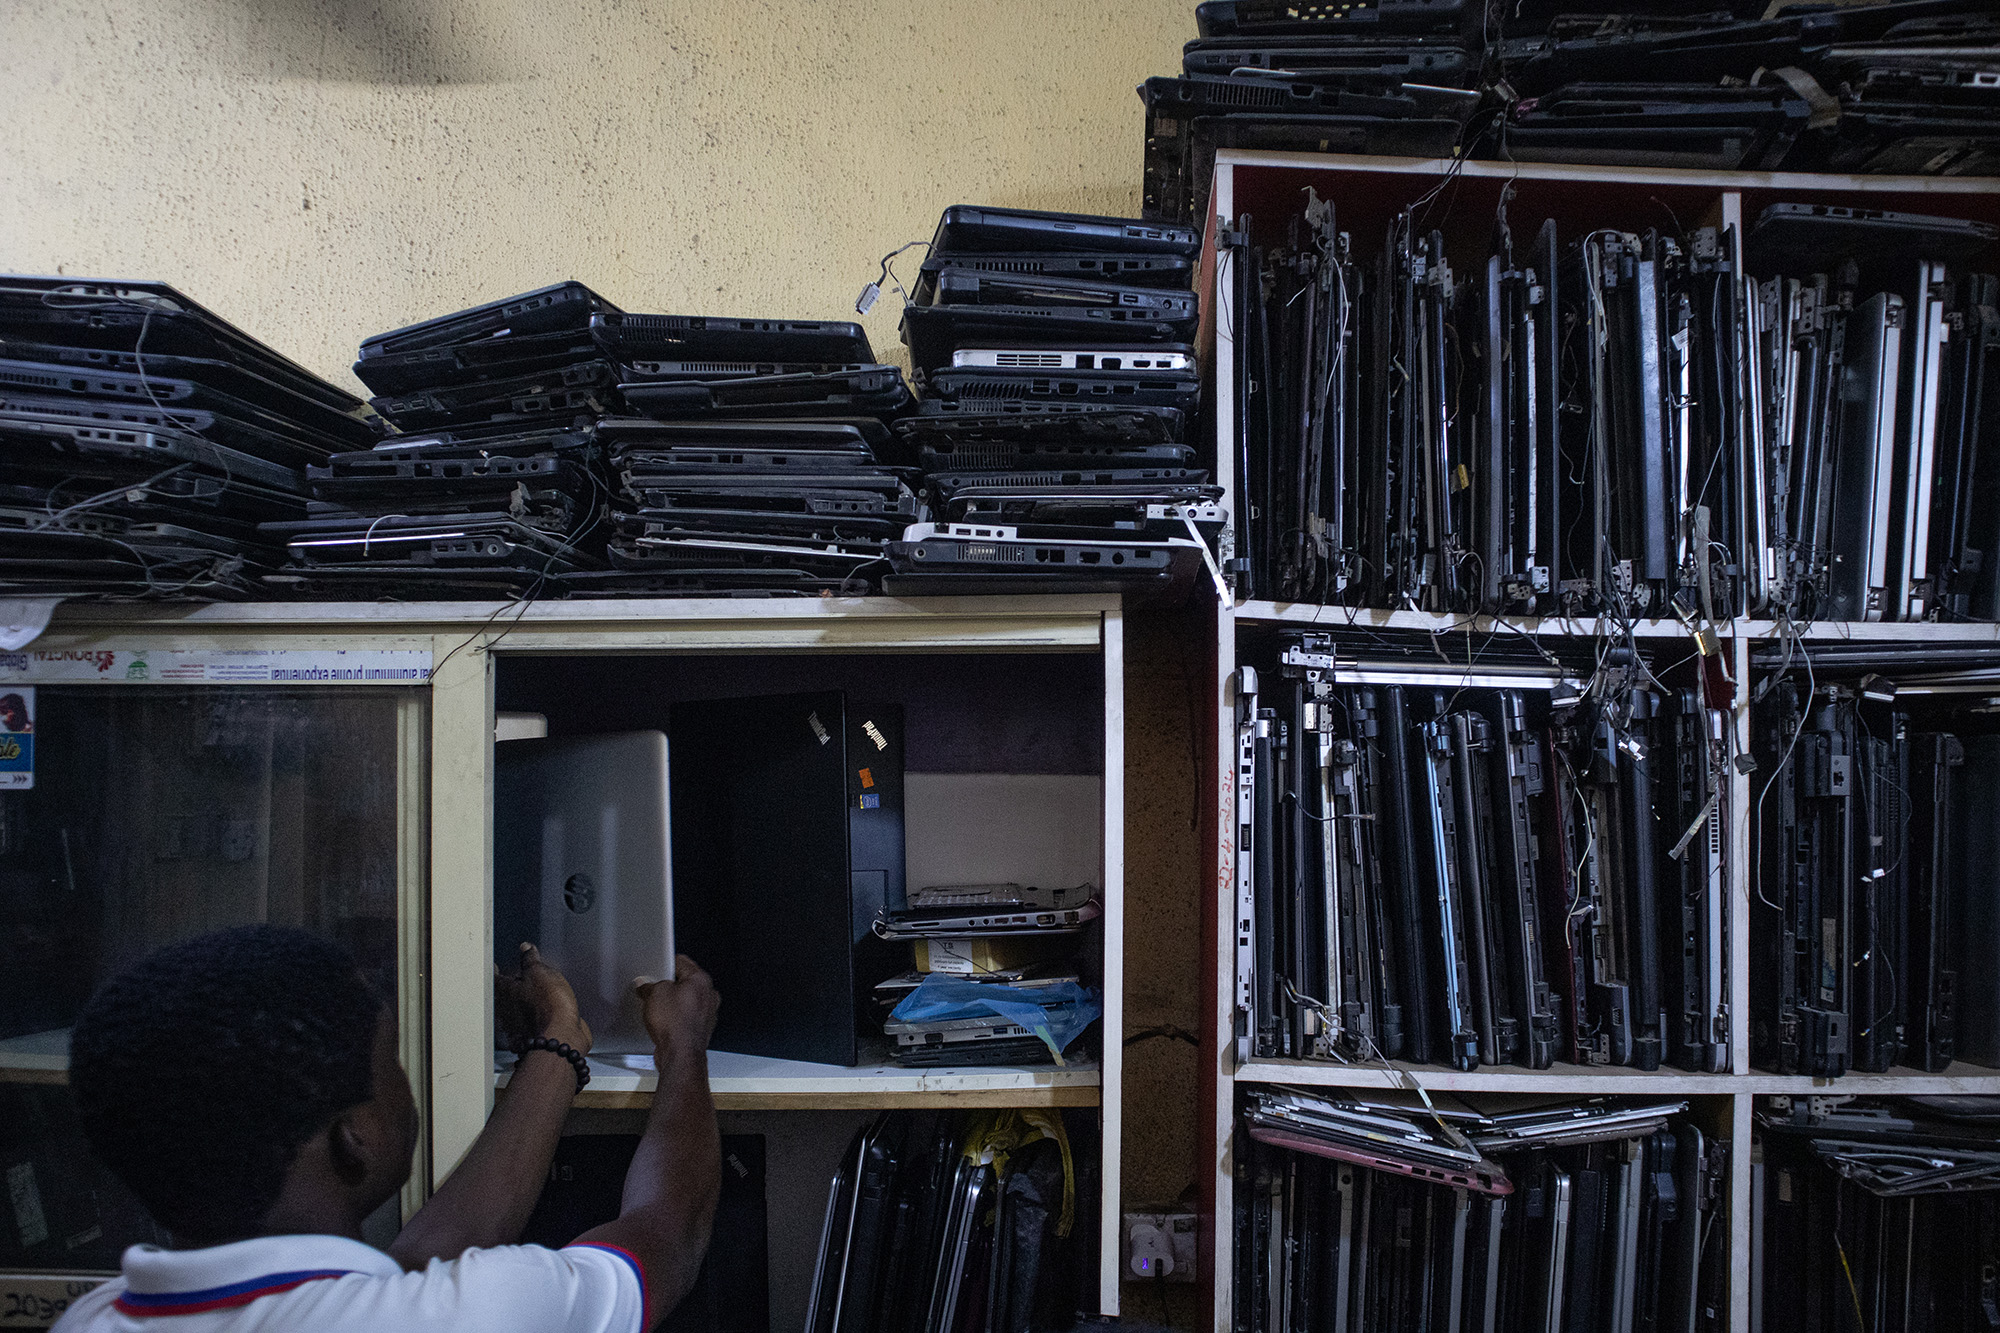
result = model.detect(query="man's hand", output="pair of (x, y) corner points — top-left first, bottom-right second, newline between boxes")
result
(395, 943), (594, 1267)
(574, 957), (722, 1325)
(636, 956), (719, 1061)
(496, 942), (592, 1053)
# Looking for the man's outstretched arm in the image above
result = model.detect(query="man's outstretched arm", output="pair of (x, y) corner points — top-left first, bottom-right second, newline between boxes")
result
(389, 944), (589, 1269)
(572, 958), (722, 1329)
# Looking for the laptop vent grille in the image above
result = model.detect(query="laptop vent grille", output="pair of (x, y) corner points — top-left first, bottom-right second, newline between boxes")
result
(955, 379), (1140, 401)
(943, 469), (1172, 488)
(0, 364), (71, 390)
(993, 353), (1066, 367)
(956, 543), (1025, 563)
(928, 445), (1022, 469)
(1208, 81), (1292, 109)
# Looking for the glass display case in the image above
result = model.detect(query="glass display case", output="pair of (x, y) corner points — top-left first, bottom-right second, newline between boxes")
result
(0, 594), (1127, 1330)
(0, 679), (428, 1282)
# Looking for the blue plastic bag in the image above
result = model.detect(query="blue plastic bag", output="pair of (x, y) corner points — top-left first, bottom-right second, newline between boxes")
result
(889, 974), (1102, 1064)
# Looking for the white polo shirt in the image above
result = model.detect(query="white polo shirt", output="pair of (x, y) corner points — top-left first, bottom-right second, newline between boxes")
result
(51, 1233), (647, 1332)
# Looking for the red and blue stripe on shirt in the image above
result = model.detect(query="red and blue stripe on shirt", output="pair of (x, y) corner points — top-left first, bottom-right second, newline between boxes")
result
(112, 1270), (356, 1316)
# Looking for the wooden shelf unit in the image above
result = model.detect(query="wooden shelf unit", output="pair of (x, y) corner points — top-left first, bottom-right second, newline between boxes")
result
(18, 592), (1131, 1317)
(1199, 150), (2000, 1333)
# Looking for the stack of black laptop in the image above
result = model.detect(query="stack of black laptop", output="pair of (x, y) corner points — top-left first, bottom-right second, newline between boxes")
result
(304, 285), (921, 597)
(593, 313), (916, 594)
(1144, 0), (2000, 228)
(1744, 204), (2000, 624)
(890, 204), (1219, 597)
(870, 882), (1102, 1067)
(1757, 1096), (2000, 1329)
(1235, 631), (1731, 1076)
(1145, 0), (1481, 222)
(266, 282), (621, 596)
(1239, 1088), (1727, 1332)
(1223, 186), (2000, 628)
(1499, 0), (2000, 176)
(806, 1110), (1084, 1333)
(0, 276), (378, 599)
(1750, 643), (2000, 1081)
(1229, 195), (1728, 619)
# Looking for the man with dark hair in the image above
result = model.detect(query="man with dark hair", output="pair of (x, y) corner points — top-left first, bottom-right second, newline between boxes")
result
(54, 924), (720, 1332)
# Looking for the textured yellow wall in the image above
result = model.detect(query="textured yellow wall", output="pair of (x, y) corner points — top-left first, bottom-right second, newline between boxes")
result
(0, 0), (1190, 394)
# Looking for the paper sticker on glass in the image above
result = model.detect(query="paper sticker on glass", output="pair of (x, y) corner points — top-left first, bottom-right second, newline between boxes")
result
(0, 687), (33, 790)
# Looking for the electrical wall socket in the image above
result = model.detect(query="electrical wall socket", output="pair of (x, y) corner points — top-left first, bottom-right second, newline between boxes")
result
(1122, 1211), (1197, 1284)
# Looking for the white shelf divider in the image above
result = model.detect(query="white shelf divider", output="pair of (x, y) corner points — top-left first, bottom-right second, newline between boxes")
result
(1235, 1059), (1746, 1097)
(495, 1050), (1103, 1106)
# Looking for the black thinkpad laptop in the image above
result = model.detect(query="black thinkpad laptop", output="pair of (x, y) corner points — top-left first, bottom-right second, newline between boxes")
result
(912, 252), (1193, 305)
(351, 328), (602, 397)
(927, 268), (1198, 316)
(900, 304), (1193, 374)
(369, 360), (616, 431)
(0, 358), (376, 458)
(591, 313), (874, 365)
(0, 276), (369, 414)
(929, 206), (1200, 257)
(617, 367), (910, 420)
(897, 402), (1186, 447)
(596, 416), (890, 454)
(358, 282), (620, 361)
(925, 367), (1200, 414)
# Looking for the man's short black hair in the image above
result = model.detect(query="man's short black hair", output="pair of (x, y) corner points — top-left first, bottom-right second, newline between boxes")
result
(69, 925), (385, 1243)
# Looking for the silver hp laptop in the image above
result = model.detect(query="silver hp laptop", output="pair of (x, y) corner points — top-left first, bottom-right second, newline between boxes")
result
(1829, 290), (1904, 621)
(948, 346), (1195, 373)
(907, 882), (1091, 910)
(1473, 1195), (1505, 1333)
(494, 731), (674, 1054)
(1332, 1165), (1356, 1333)
(1463, 1097), (1687, 1151)
(1896, 262), (1951, 621)
(1444, 1187), (1471, 1332)
(884, 974), (1084, 1052)
(1606, 1139), (1644, 1333)
(1541, 1165), (1573, 1333)
(873, 889), (1100, 939)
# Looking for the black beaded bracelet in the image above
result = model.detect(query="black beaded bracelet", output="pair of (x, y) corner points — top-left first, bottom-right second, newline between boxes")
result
(518, 1037), (591, 1093)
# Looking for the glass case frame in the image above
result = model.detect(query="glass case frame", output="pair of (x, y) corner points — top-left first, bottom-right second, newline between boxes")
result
(16, 593), (1130, 1317)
